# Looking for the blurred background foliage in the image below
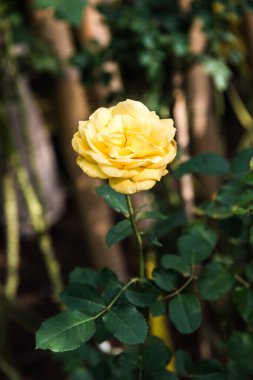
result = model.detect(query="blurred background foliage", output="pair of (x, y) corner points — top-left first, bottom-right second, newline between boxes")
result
(0, 0), (253, 379)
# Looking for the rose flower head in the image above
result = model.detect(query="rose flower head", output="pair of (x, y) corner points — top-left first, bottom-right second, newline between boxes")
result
(72, 99), (177, 194)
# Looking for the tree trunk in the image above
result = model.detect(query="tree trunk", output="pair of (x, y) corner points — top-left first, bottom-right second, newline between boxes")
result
(32, 8), (127, 280)
(188, 18), (222, 198)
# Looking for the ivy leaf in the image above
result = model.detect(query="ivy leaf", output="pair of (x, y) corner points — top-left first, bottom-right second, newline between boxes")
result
(153, 268), (178, 292)
(61, 283), (105, 316)
(168, 294), (202, 334)
(96, 183), (129, 216)
(197, 263), (235, 301)
(36, 311), (95, 352)
(161, 254), (191, 275)
(103, 305), (148, 344)
(174, 153), (230, 177)
(233, 287), (253, 323)
(227, 332), (253, 375)
(106, 219), (132, 246)
(178, 224), (217, 264)
(125, 281), (159, 307)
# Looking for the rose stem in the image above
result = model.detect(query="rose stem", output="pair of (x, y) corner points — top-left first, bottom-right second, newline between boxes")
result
(125, 195), (145, 281)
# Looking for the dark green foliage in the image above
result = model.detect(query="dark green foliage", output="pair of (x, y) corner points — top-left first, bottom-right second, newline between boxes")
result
(178, 223), (217, 264)
(227, 332), (253, 375)
(168, 294), (202, 334)
(233, 287), (253, 323)
(36, 311), (96, 352)
(152, 268), (178, 292)
(125, 280), (159, 307)
(161, 254), (191, 275)
(61, 283), (105, 315)
(197, 263), (235, 300)
(106, 219), (132, 246)
(102, 305), (148, 344)
(174, 153), (231, 177)
(36, 0), (88, 26)
(96, 183), (129, 217)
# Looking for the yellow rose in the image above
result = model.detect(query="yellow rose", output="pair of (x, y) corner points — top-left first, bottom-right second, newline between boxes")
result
(72, 99), (176, 194)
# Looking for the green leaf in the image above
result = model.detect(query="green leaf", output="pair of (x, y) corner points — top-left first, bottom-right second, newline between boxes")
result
(53, 343), (100, 372)
(191, 359), (226, 380)
(227, 332), (253, 375)
(125, 281), (159, 307)
(96, 183), (129, 216)
(150, 300), (166, 317)
(141, 336), (171, 372)
(69, 267), (100, 289)
(178, 224), (217, 264)
(174, 153), (230, 177)
(231, 148), (253, 178)
(145, 369), (179, 380)
(153, 268), (178, 291)
(103, 305), (148, 344)
(245, 259), (253, 282)
(168, 294), (201, 334)
(36, 0), (88, 26)
(61, 283), (105, 316)
(114, 352), (138, 373)
(197, 263), (235, 301)
(100, 268), (123, 304)
(137, 210), (167, 221)
(69, 368), (93, 380)
(106, 219), (132, 246)
(175, 350), (193, 376)
(36, 311), (96, 352)
(233, 287), (253, 323)
(161, 254), (191, 275)
(152, 211), (186, 238)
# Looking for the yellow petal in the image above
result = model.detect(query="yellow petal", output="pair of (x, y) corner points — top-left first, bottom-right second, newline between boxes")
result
(109, 178), (156, 194)
(77, 156), (108, 179)
(132, 168), (163, 182)
(111, 99), (150, 117)
(149, 140), (177, 168)
(89, 107), (112, 130)
(98, 164), (139, 178)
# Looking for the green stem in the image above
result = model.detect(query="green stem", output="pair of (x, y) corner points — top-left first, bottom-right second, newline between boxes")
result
(125, 195), (145, 281)
(91, 278), (140, 320)
(162, 269), (196, 300)
(3, 169), (20, 301)
(0, 356), (21, 380)
(14, 161), (63, 302)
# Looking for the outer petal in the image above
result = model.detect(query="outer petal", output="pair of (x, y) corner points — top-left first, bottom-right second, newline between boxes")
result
(111, 99), (150, 117)
(77, 156), (108, 179)
(98, 164), (139, 178)
(149, 140), (177, 169)
(132, 168), (164, 182)
(109, 178), (156, 194)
